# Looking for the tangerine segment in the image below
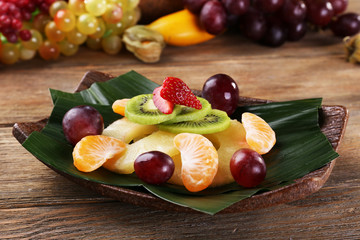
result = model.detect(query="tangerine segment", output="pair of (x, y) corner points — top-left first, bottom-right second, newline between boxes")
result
(242, 112), (276, 155)
(174, 133), (218, 192)
(112, 98), (130, 116)
(73, 135), (126, 172)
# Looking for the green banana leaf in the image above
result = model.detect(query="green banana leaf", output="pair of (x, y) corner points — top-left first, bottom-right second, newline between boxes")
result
(22, 71), (339, 215)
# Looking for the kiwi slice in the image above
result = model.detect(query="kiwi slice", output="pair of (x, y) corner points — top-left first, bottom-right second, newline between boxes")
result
(164, 97), (212, 124)
(125, 94), (182, 125)
(158, 109), (231, 134)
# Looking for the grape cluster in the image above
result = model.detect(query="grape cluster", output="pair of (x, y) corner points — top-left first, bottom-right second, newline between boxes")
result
(0, 0), (140, 65)
(0, 0), (54, 44)
(184, 0), (360, 47)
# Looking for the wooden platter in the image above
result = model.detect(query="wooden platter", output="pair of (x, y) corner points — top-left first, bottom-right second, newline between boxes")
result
(12, 71), (349, 214)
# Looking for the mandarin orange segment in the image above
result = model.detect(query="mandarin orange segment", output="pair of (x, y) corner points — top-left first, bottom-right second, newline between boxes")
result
(112, 98), (130, 116)
(242, 112), (276, 155)
(173, 133), (218, 192)
(72, 135), (126, 172)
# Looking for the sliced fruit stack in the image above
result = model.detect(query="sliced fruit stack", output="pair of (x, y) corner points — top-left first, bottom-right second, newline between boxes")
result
(123, 76), (231, 134)
(66, 74), (276, 192)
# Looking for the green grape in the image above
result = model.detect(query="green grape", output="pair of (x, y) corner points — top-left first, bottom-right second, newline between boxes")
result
(68, 0), (86, 16)
(113, 8), (136, 33)
(59, 40), (79, 56)
(101, 35), (122, 54)
(21, 29), (43, 50)
(113, 0), (128, 10)
(127, 7), (141, 27)
(102, 3), (123, 24)
(105, 20), (125, 36)
(45, 21), (66, 42)
(128, 0), (139, 10)
(49, 1), (68, 18)
(77, 13), (99, 35)
(54, 9), (76, 32)
(66, 28), (87, 45)
(85, 0), (107, 17)
(0, 43), (20, 65)
(86, 37), (102, 50)
(89, 18), (106, 39)
(19, 46), (36, 61)
(38, 40), (60, 60)
(32, 13), (52, 33)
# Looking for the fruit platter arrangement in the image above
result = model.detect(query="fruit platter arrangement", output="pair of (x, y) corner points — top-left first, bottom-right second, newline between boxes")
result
(13, 71), (348, 214)
(1, 0), (360, 65)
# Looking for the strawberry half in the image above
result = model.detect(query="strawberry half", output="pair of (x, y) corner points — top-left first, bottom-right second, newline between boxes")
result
(152, 86), (174, 114)
(160, 77), (202, 109)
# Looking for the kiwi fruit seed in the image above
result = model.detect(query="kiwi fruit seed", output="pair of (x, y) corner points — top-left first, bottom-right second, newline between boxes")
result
(163, 97), (212, 124)
(158, 109), (231, 134)
(125, 94), (182, 125)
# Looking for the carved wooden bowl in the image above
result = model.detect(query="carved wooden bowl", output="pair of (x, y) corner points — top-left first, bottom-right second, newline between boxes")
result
(13, 71), (348, 214)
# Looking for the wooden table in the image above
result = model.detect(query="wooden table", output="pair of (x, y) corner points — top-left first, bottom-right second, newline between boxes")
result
(1, 2), (360, 238)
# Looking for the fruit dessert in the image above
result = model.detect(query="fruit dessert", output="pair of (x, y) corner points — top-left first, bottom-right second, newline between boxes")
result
(64, 73), (276, 192)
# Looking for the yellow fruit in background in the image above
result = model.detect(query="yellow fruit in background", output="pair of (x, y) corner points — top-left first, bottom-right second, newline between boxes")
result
(147, 9), (215, 46)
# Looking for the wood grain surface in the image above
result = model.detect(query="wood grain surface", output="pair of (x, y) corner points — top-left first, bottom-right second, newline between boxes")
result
(1, 1), (360, 239)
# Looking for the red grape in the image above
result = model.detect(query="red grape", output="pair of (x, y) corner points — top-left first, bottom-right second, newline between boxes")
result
(11, 18), (22, 30)
(21, 9), (32, 21)
(287, 21), (307, 41)
(0, 1), (9, 14)
(221, 0), (250, 16)
(134, 151), (175, 185)
(306, 0), (334, 26)
(24, 1), (36, 12)
(330, 13), (360, 37)
(3, 30), (18, 43)
(240, 8), (267, 41)
(19, 29), (32, 41)
(329, 0), (348, 16)
(227, 13), (240, 27)
(183, 0), (209, 14)
(62, 105), (104, 145)
(200, 0), (227, 35)
(230, 148), (266, 188)
(0, 14), (11, 28)
(202, 73), (239, 116)
(253, 0), (284, 13)
(262, 18), (287, 47)
(281, 0), (307, 25)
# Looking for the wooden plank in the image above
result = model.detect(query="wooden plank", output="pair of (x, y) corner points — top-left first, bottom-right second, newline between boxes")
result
(1, 195), (360, 239)
(0, 25), (359, 125)
(1, 1), (360, 238)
